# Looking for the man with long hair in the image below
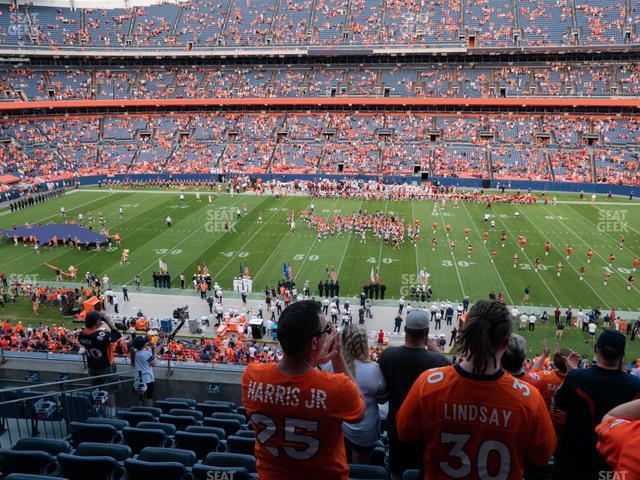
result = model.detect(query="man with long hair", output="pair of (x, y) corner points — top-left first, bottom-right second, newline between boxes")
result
(396, 299), (556, 480)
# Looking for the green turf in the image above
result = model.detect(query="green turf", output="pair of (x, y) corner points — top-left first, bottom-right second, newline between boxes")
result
(1, 188), (639, 312)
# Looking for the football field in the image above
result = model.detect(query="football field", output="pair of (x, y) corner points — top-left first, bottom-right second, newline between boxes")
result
(1, 187), (639, 312)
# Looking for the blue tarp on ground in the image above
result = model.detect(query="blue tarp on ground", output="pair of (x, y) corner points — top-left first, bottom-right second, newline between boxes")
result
(0, 224), (109, 244)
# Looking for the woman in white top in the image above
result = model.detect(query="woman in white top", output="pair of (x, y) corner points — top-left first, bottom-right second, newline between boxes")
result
(340, 324), (389, 464)
(131, 336), (156, 406)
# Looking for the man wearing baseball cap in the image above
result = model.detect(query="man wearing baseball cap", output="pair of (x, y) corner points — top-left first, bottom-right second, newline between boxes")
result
(554, 329), (640, 479)
(378, 309), (449, 478)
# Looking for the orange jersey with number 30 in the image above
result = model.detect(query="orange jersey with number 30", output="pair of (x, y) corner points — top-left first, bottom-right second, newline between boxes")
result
(597, 417), (640, 477)
(396, 365), (556, 480)
(242, 363), (365, 480)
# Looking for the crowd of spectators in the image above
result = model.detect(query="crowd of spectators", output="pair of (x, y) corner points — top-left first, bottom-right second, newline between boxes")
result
(1, 112), (637, 184)
(3, 0), (638, 48)
(2, 63), (639, 101)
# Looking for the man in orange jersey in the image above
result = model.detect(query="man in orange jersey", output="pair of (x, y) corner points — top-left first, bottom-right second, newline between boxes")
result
(242, 300), (364, 480)
(396, 300), (556, 480)
(596, 399), (640, 479)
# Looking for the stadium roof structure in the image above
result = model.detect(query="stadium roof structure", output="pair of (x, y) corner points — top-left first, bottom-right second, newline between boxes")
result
(0, 224), (109, 245)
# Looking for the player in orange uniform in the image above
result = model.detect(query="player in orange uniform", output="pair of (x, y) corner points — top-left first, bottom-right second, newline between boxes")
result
(633, 257), (639, 271)
(565, 245), (573, 260)
(482, 231), (488, 244)
(445, 224), (451, 234)
(242, 301), (364, 480)
(544, 242), (551, 256)
(609, 253), (616, 267)
(491, 249), (497, 263)
(396, 300), (556, 480)
(464, 227), (470, 240)
(587, 248), (594, 263)
(432, 222), (437, 233)
(596, 399), (640, 479)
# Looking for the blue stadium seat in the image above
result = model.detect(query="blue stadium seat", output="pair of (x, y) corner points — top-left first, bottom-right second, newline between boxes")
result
(226, 435), (255, 456)
(236, 406), (247, 418)
(164, 397), (197, 408)
(211, 412), (246, 424)
(196, 403), (232, 416)
(169, 408), (204, 421)
(233, 430), (255, 439)
(155, 400), (191, 414)
(203, 400), (237, 410)
(203, 453), (256, 473)
(57, 452), (124, 480)
(203, 417), (241, 436)
(128, 406), (162, 418)
(159, 414), (198, 431)
(12, 438), (71, 455)
(401, 470), (420, 480)
(137, 421), (177, 436)
(349, 464), (389, 480)
(122, 427), (172, 454)
(175, 431), (224, 459)
(5, 475), (69, 480)
(369, 446), (386, 466)
(192, 465), (251, 480)
(87, 417), (129, 431)
(0, 450), (58, 476)
(186, 425), (226, 439)
(74, 443), (132, 462)
(69, 422), (121, 446)
(124, 458), (186, 480)
(117, 411), (156, 426)
(138, 447), (197, 467)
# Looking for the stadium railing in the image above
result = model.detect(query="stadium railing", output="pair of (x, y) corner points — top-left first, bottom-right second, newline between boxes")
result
(0, 371), (134, 448)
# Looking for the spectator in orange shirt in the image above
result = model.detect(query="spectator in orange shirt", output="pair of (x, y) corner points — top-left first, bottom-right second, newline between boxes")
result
(242, 300), (365, 480)
(596, 399), (640, 479)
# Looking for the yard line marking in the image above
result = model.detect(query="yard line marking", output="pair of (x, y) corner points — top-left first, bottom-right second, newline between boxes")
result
(130, 196), (249, 284)
(538, 204), (640, 299)
(591, 204), (640, 238)
(516, 205), (612, 309)
(293, 198), (340, 283)
(570, 205), (640, 259)
(167, 195), (270, 284)
(410, 200), (420, 278)
(376, 199), (390, 274)
(461, 201), (514, 305)
(335, 199), (364, 280)
(437, 202), (466, 298)
(492, 206), (563, 307)
(217, 197), (294, 278)
(252, 198), (315, 282)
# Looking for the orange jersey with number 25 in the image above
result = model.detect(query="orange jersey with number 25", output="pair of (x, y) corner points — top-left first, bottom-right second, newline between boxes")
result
(242, 362), (365, 480)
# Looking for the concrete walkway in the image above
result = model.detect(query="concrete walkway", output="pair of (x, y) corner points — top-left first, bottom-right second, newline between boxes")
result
(98, 288), (456, 347)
